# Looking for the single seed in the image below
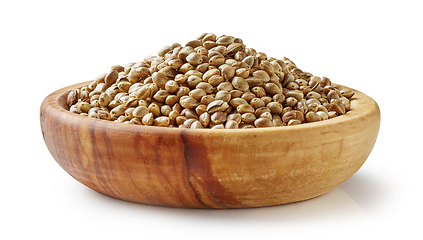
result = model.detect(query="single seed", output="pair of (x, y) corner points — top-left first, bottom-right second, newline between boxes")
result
(340, 97), (351, 111)
(195, 104), (208, 116)
(306, 111), (321, 123)
(98, 92), (111, 107)
(153, 90), (169, 102)
(180, 96), (200, 109)
(216, 36), (234, 46)
(116, 115), (129, 123)
(267, 102), (283, 115)
(201, 33), (216, 42)
(306, 91), (321, 100)
(229, 98), (248, 108)
(253, 70), (270, 83)
(232, 77), (249, 91)
(175, 115), (188, 126)
(320, 77), (331, 87)
(241, 113), (256, 124)
(273, 115), (285, 127)
(153, 116), (170, 127)
(67, 90), (79, 106)
(287, 119), (301, 126)
(196, 62), (209, 73)
(250, 98), (265, 109)
(199, 112), (211, 127)
(189, 89), (207, 101)
(263, 83), (281, 96)
(69, 104), (81, 114)
(209, 55), (226, 66)
(176, 86), (190, 98)
(187, 75), (203, 88)
(286, 81), (299, 90)
(236, 68), (250, 78)
(284, 97), (298, 108)
(272, 93), (285, 104)
(159, 66), (179, 79)
(130, 118), (142, 125)
(142, 113), (154, 125)
(328, 111), (338, 119)
(186, 39), (203, 49)
(227, 113), (242, 124)
(241, 92), (256, 102)
(152, 72), (168, 89)
(260, 112), (273, 120)
(251, 87), (266, 98)
(98, 110), (111, 120)
(207, 100), (229, 113)
(161, 105), (172, 116)
(241, 124), (255, 129)
(260, 60), (275, 75)
(88, 111), (99, 119)
(255, 107), (271, 118)
(190, 120), (203, 129)
(186, 52), (203, 66)
(110, 105), (126, 118)
(340, 88), (355, 99)
(133, 106), (149, 118)
(286, 90), (304, 101)
(221, 65), (235, 80)
(254, 118), (273, 128)
(200, 95), (215, 105)
(165, 80), (179, 94)
(282, 111), (296, 123)
(237, 104), (255, 114)
(105, 70), (119, 86)
(217, 82), (233, 92)
(215, 91), (231, 102)
(225, 120), (239, 129)
(327, 90), (340, 102)
(211, 124), (225, 129)
(331, 99), (346, 115)
(174, 74), (188, 84)
(292, 110), (305, 123)
(316, 111), (329, 120)
(196, 82), (214, 94)
(211, 112), (227, 125)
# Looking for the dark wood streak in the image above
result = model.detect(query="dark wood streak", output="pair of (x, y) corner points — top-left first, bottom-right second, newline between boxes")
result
(90, 121), (126, 199)
(100, 127), (125, 198)
(134, 128), (160, 205)
(181, 130), (240, 209)
(46, 97), (72, 175)
(71, 115), (88, 184)
(131, 129), (154, 204)
(154, 135), (179, 203)
(181, 129), (207, 208)
(89, 121), (113, 197)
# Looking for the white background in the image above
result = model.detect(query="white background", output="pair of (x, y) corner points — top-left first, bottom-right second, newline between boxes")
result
(1, 0), (422, 239)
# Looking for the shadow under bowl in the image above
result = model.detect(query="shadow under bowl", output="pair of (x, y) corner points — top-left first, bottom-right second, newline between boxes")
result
(40, 81), (380, 209)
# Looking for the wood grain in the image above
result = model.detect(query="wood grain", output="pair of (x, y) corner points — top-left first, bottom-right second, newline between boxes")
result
(40, 81), (380, 208)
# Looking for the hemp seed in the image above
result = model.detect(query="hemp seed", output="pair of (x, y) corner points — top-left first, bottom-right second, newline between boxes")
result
(67, 33), (354, 129)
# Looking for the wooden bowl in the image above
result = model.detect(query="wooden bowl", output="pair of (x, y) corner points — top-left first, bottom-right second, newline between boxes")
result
(40, 81), (380, 209)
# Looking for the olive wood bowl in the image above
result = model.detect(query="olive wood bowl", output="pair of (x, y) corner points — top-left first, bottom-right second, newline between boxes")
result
(40, 81), (380, 209)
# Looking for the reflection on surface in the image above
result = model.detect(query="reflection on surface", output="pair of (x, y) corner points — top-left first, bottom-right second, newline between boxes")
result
(81, 171), (388, 225)
(166, 188), (366, 224)
(338, 172), (388, 214)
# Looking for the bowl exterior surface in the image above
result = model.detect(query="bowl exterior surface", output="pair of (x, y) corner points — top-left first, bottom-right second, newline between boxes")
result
(40, 82), (380, 208)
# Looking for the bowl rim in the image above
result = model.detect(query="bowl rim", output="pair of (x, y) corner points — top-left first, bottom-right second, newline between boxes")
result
(42, 80), (379, 136)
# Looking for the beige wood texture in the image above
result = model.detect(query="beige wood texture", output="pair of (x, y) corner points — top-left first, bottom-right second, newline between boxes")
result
(40, 81), (380, 208)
